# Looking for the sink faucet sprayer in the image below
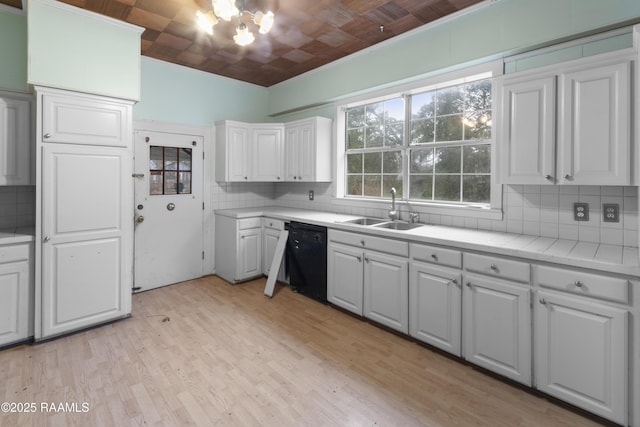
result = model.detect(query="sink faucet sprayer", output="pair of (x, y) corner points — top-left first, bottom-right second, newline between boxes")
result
(388, 187), (398, 221)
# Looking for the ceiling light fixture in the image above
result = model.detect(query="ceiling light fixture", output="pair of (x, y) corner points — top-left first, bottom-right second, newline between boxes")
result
(196, 0), (275, 46)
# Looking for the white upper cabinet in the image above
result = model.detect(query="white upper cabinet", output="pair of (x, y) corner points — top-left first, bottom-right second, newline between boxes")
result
(499, 75), (556, 185)
(216, 120), (251, 182)
(252, 125), (283, 182)
(216, 117), (332, 183)
(0, 94), (32, 186)
(499, 54), (632, 185)
(284, 117), (332, 182)
(558, 61), (630, 185)
(41, 89), (132, 147)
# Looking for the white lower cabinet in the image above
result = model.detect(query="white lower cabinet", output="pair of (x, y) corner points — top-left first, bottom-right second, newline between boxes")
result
(0, 242), (33, 347)
(215, 214), (262, 283)
(533, 263), (630, 425)
(363, 251), (408, 333)
(410, 262), (462, 356)
(327, 230), (409, 333)
(327, 241), (364, 315)
(462, 272), (532, 386)
(409, 242), (463, 357)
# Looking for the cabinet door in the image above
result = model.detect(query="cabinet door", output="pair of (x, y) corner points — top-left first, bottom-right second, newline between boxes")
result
(0, 260), (29, 346)
(40, 143), (132, 340)
(558, 61), (630, 185)
(41, 90), (132, 147)
(463, 273), (531, 385)
(297, 122), (315, 181)
(535, 291), (627, 425)
(252, 126), (283, 181)
(284, 125), (301, 181)
(0, 96), (31, 185)
(227, 124), (251, 182)
(409, 262), (462, 356)
(499, 75), (556, 184)
(237, 228), (262, 281)
(364, 251), (409, 333)
(327, 242), (363, 315)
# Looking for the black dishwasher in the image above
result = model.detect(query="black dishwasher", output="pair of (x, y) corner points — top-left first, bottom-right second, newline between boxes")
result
(287, 221), (327, 303)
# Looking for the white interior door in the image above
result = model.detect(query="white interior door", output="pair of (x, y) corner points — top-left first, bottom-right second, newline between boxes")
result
(133, 130), (203, 291)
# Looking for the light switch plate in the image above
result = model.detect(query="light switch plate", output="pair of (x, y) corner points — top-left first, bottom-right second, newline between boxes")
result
(574, 203), (589, 221)
(603, 204), (619, 222)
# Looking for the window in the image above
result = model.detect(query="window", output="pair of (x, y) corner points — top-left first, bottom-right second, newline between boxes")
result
(149, 146), (193, 195)
(344, 77), (493, 206)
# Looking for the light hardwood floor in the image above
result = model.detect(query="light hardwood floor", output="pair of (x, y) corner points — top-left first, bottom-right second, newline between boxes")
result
(0, 276), (612, 427)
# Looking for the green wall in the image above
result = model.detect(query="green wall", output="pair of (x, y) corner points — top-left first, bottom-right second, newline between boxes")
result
(267, 0), (640, 116)
(134, 58), (269, 125)
(0, 10), (27, 93)
(27, 0), (142, 101)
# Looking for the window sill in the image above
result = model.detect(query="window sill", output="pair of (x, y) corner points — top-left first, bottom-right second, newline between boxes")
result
(331, 196), (503, 221)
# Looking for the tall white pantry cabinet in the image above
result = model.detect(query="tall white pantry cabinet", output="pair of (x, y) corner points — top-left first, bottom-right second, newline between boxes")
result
(34, 87), (134, 340)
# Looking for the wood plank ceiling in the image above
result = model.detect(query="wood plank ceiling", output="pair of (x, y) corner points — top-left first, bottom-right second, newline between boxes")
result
(3, 0), (485, 87)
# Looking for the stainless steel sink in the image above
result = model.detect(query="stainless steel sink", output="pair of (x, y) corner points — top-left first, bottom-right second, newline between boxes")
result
(340, 217), (387, 226)
(374, 221), (424, 230)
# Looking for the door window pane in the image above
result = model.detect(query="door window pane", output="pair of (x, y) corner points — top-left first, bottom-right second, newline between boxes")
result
(149, 146), (192, 195)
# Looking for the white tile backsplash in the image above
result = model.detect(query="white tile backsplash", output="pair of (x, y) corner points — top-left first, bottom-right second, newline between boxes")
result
(214, 180), (639, 248)
(0, 186), (35, 230)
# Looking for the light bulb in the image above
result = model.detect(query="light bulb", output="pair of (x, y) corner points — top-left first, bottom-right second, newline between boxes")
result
(196, 10), (217, 35)
(234, 24), (255, 46)
(254, 10), (274, 34)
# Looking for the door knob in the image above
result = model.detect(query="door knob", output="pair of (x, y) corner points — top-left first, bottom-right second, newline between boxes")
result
(136, 215), (145, 223)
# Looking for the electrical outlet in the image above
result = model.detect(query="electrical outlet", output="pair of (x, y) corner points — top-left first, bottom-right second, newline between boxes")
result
(308, 190), (314, 201)
(603, 204), (619, 222)
(574, 203), (589, 221)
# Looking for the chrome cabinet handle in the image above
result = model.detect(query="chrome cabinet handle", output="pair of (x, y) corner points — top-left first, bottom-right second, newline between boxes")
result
(490, 264), (498, 271)
(544, 174), (553, 180)
(451, 278), (458, 285)
(356, 256), (362, 262)
(564, 174), (572, 179)
(574, 280), (584, 288)
(540, 298), (547, 305)
(431, 254), (438, 261)
(43, 235), (50, 242)
(364, 256), (369, 263)
(43, 133), (51, 139)
(466, 282), (472, 288)
(360, 240), (365, 246)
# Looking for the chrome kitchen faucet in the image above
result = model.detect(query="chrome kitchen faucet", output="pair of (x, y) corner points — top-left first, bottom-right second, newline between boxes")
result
(389, 187), (398, 221)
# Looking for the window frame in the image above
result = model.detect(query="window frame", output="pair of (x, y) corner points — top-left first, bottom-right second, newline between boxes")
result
(334, 61), (503, 220)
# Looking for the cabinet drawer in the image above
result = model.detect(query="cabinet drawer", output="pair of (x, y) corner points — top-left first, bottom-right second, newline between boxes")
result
(329, 230), (408, 257)
(0, 244), (30, 264)
(535, 265), (629, 304)
(410, 243), (461, 269)
(464, 253), (530, 283)
(263, 217), (285, 230)
(238, 217), (262, 230)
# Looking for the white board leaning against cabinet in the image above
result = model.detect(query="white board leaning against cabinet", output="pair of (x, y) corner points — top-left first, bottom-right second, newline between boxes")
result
(34, 87), (134, 340)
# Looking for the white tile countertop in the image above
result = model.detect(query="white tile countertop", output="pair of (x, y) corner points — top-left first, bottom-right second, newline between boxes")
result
(0, 227), (35, 245)
(216, 207), (640, 277)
